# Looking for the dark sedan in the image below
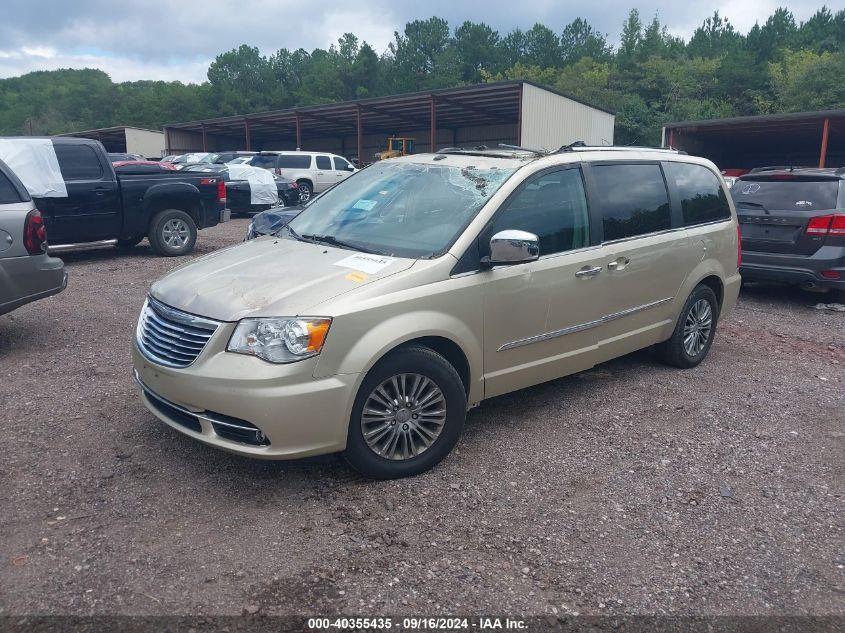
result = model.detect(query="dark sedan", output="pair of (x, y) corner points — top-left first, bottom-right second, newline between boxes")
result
(181, 164), (300, 214)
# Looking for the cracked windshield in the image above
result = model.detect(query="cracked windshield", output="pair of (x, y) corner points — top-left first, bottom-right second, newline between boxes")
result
(286, 161), (517, 258)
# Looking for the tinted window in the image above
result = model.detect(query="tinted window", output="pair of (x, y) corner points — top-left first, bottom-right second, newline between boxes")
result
(0, 170), (23, 203)
(54, 144), (103, 180)
(315, 155), (332, 170)
(665, 162), (731, 226)
(333, 157), (350, 171)
(485, 168), (590, 257)
(591, 164), (671, 241)
(250, 155), (278, 169)
(731, 177), (839, 212)
(277, 155), (312, 169)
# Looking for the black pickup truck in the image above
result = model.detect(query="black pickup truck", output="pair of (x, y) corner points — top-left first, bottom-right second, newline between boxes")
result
(1, 137), (229, 256)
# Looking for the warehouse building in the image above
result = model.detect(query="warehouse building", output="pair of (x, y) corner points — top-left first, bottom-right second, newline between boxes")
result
(163, 80), (614, 162)
(61, 126), (165, 159)
(663, 109), (844, 171)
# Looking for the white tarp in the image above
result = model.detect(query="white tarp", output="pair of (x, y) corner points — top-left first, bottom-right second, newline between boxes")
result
(0, 139), (67, 198)
(228, 164), (278, 205)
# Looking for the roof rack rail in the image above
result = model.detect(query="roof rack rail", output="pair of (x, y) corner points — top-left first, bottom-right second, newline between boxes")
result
(556, 143), (685, 154)
(497, 143), (548, 156)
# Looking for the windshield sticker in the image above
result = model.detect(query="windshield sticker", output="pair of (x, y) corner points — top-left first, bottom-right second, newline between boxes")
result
(352, 199), (378, 211)
(335, 253), (396, 274)
(345, 271), (369, 283)
(741, 183), (760, 195)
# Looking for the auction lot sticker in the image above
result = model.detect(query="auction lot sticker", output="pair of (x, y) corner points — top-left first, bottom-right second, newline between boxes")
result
(334, 253), (396, 274)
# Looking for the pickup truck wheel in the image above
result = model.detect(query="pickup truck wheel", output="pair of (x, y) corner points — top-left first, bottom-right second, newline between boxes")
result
(344, 345), (467, 480)
(297, 181), (312, 203)
(115, 237), (143, 249)
(148, 209), (197, 257)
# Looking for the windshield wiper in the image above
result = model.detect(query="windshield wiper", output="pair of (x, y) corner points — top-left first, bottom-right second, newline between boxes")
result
(735, 200), (770, 214)
(299, 234), (386, 255)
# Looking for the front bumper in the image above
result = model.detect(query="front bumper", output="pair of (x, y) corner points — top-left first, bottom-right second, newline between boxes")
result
(132, 339), (359, 459)
(741, 245), (845, 289)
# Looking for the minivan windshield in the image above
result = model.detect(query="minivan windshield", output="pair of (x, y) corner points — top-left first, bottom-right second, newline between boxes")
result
(732, 177), (840, 212)
(285, 161), (517, 258)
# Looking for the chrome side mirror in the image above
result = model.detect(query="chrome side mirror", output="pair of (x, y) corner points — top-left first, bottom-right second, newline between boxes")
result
(486, 230), (540, 265)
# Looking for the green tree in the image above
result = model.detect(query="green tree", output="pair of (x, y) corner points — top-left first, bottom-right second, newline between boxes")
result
(769, 49), (845, 111)
(560, 18), (611, 64)
(454, 21), (501, 83)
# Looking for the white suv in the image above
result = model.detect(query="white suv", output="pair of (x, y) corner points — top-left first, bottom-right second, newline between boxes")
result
(249, 151), (357, 202)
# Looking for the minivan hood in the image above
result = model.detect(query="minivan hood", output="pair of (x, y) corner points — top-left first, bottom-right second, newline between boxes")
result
(150, 237), (414, 321)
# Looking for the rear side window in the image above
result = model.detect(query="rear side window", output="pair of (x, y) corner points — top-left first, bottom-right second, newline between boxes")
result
(665, 162), (731, 226)
(54, 144), (103, 180)
(333, 157), (351, 171)
(315, 155), (332, 170)
(591, 164), (671, 241)
(0, 170), (23, 203)
(731, 178), (839, 212)
(276, 155), (312, 169)
(485, 168), (590, 257)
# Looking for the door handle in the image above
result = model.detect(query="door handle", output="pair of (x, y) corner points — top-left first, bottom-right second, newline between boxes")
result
(607, 257), (630, 271)
(575, 265), (603, 278)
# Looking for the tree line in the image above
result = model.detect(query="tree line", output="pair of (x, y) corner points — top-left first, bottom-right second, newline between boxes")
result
(1, 7), (843, 145)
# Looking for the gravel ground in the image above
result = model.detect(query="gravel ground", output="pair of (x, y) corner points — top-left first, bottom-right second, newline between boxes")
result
(0, 218), (842, 618)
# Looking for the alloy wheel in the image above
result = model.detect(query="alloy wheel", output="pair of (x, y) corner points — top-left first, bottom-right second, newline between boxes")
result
(683, 298), (713, 357)
(360, 373), (447, 461)
(162, 218), (190, 248)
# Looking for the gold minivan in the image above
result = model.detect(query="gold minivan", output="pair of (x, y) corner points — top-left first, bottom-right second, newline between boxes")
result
(133, 147), (741, 479)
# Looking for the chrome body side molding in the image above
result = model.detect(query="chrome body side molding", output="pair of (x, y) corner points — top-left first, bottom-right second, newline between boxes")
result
(498, 297), (673, 352)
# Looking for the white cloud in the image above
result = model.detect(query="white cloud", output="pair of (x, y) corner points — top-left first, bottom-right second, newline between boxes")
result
(0, 47), (211, 83)
(0, 0), (830, 83)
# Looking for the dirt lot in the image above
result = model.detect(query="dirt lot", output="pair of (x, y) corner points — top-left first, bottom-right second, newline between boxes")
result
(0, 218), (842, 618)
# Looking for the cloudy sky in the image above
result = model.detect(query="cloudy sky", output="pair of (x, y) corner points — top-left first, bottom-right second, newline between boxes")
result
(1, 0), (826, 84)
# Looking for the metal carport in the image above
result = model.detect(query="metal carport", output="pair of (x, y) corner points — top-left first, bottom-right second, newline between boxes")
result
(663, 110), (845, 170)
(163, 80), (614, 162)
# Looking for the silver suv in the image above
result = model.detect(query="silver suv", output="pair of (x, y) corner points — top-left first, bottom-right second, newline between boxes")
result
(134, 146), (741, 479)
(0, 159), (66, 316)
(249, 151), (356, 202)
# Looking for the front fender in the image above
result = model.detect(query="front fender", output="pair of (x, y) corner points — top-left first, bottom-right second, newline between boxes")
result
(314, 308), (484, 406)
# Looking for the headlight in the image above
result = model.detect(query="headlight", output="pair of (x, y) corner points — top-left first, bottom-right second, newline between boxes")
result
(227, 317), (331, 363)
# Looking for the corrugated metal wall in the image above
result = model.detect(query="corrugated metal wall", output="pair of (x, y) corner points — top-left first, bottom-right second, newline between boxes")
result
(520, 83), (614, 149)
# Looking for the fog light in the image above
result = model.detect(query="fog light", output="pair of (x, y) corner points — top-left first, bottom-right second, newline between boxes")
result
(821, 270), (841, 279)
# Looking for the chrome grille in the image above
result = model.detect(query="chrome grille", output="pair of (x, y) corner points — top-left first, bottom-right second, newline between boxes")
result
(136, 297), (220, 368)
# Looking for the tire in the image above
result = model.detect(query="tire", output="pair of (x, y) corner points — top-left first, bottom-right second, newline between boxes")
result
(297, 180), (313, 203)
(344, 345), (467, 480)
(655, 285), (720, 369)
(148, 209), (197, 257)
(115, 236), (143, 249)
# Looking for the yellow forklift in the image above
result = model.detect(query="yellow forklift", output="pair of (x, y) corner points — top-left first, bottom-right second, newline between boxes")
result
(373, 137), (416, 161)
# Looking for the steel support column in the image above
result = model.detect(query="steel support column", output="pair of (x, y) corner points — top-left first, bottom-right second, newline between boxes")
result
(430, 96), (437, 152)
(819, 117), (830, 168)
(517, 83), (523, 145)
(357, 106), (363, 166)
(164, 127), (171, 154)
(201, 124), (208, 152)
(668, 129), (675, 149)
(244, 118), (251, 151)
(295, 112), (302, 150)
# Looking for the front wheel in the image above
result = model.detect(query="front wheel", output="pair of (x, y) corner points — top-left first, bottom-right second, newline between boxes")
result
(655, 285), (719, 368)
(148, 209), (197, 257)
(344, 345), (467, 479)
